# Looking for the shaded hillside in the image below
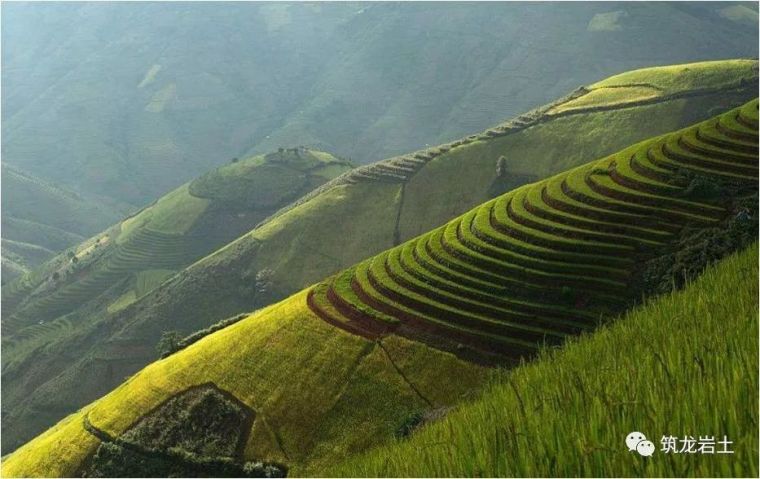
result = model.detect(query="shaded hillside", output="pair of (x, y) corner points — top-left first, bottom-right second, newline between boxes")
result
(2, 2), (757, 207)
(1, 60), (756, 453)
(329, 244), (758, 477)
(1, 149), (349, 417)
(1, 164), (124, 282)
(3, 100), (756, 477)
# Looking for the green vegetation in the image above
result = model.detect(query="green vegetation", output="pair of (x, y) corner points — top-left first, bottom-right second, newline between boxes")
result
(308, 101), (757, 359)
(2, 60), (756, 454)
(4, 102), (756, 477)
(553, 60), (759, 114)
(328, 244), (758, 477)
(81, 384), (286, 477)
(0, 164), (123, 281)
(0, 291), (487, 477)
(118, 185), (210, 240)
(159, 313), (249, 359)
(0, 148), (350, 449)
(590, 59), (758, 94)
(2, 148), (348, 342)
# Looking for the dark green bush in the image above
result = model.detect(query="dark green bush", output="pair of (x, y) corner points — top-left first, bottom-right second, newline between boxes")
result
(159, 313), (249, 359)
(156, 330), (183, 358)
(395, 411), (425, 439)
(641, 195), (758, 296)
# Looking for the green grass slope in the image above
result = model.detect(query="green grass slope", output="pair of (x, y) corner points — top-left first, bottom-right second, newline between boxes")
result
(1, 164), (124, 282)
(329, 244), (758, 478)
(0, 290), (488, 477)
(3, 103), (756, 477)
(307, 100), (757, 360)
(1, 60), (756, 453)
(1, 149), (349, 376)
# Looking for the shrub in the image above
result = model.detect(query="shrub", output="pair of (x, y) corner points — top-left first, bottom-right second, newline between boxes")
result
(641, 194), (758, 295)
(496, 156), (508, 178)
(156, 330), (183, 358)
(160, 314), (249, 359)
(395, 412), (425, 438)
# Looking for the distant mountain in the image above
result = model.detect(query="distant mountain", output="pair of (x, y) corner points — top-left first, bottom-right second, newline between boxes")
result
(2, 2), (757, 208)
(2, 59), (756, 453)
(4, 97), (756, 477)
(1, 164), (124, 282)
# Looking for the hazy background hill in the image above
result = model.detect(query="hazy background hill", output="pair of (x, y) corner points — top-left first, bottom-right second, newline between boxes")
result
(1, 164), (125, 282)
(3, 1), (758, 208)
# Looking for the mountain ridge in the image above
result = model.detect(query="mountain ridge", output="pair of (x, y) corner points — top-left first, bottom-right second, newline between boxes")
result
(3, 97), (756, 477)
(1, 59), (756, 454)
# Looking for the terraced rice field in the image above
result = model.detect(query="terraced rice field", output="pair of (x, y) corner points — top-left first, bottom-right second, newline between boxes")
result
(308, 100), (758, 361)
(2, 227), (197, 346)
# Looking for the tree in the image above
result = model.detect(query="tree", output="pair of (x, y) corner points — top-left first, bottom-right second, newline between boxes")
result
(255, 269), (274, 295)
(156, 330), (183, 358)
(253, 269), (275, 307)
(51, 271), (60, 281)
(496, 155), (508, 178)
(231, 157), (239, 163)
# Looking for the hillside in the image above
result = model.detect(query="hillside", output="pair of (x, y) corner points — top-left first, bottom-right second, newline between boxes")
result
(2, 2), (757, 208)
(329, 244), (758, 477)
(1, 149), (350, 410)
(2, 60), (756, 453)
(2, 100), (756, 477)
(2, 147), (349, 332)
(308, 99), (757, 360)
(1, 164), (125, 282)
(1, 289), (490, 477)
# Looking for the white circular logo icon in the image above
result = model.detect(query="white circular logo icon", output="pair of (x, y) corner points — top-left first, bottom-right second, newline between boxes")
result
(636, 440), (655, 457)
(626, 431), (647, 451)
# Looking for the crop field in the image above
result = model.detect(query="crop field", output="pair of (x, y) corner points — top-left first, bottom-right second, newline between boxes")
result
(0, 290), (488, 477)
(329, 243), (758, 477)
(308, 100), (758, 361)
(2, 61), (757, 464)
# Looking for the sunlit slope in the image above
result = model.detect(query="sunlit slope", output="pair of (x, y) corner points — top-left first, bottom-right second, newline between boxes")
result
(550, 59), (759, 114)
(329, 244), (758, 478)
(4, 101), (757, 477)
(1, 164), (123, 282)
(0, 290), (487, 477)
(1, 149), (349, 361)
(120, 60), (758, 333)
(309, 100), (757, 359)
(1, 60), (756, 453)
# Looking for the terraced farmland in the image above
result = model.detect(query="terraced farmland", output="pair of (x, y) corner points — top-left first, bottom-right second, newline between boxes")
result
(2, 149), (351, 355)
(309, 100), (759, 361)
(329, 244), (759, 477)
(3, 61), (757, 457)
